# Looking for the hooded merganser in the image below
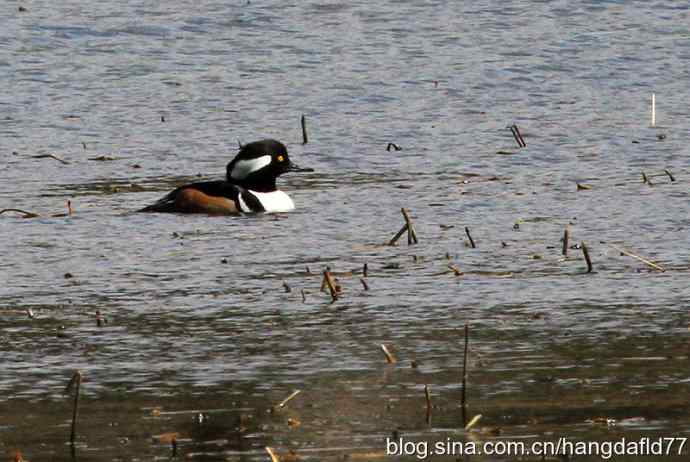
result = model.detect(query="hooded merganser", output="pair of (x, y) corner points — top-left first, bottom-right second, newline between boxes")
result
(138, 139), (313, 214)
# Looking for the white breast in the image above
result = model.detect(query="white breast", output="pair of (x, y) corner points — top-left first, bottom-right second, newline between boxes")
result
(251, 190), (295, 213)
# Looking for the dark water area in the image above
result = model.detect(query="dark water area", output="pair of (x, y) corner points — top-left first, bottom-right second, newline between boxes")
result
(2, 1), (690, 461)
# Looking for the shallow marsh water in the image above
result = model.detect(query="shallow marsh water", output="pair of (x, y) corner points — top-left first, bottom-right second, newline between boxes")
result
(2, 1), (690, 461)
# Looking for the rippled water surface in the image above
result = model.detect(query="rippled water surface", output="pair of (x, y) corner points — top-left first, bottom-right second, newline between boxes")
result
(2, 1), (690, 460)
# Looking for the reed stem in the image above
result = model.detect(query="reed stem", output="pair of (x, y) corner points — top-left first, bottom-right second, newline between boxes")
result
(301, 114), (308, 144)
(581, 241), (593, 273)
(465, 227), (476, 248)
(562, 226), (569, 257)
(461, 323), (469, 410)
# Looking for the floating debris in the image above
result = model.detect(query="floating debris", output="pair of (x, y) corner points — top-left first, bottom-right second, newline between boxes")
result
(287, 417), (301, 428)
(33, 153), (69, 164)
(448, 264), (463, 276)
(88, 155), (117, 162)
(0, 208), (39, 218)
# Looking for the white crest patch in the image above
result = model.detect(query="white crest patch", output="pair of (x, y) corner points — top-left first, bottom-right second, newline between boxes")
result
(230, 155), (272, 180)
(251, 190), (295, 213)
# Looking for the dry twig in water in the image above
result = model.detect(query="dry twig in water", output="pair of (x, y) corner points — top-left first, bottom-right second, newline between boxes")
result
(276, 390), (301, 410)
(381, 344), (396, 364)
(609, 244), (665, 272)
(266, 446), (280, 462)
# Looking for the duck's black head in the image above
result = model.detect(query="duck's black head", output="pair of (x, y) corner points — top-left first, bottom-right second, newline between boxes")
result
(226, 139), (312, 192)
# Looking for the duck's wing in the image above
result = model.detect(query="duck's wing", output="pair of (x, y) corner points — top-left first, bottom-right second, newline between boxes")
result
(138, 180), (226, 213)
(138, 181), (265, 213)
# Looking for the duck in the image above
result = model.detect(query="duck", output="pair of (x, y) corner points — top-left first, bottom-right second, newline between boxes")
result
(138, 139), (313, 214)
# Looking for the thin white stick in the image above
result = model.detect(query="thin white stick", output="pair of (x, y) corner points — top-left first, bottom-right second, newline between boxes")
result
(651, 93), (656, 127)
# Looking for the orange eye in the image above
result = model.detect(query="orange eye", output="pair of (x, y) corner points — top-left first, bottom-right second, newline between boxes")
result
(277, 155), (284, 162)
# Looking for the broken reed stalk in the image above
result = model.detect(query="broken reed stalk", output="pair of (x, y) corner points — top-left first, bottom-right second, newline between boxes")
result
(360, 278), (369, 290)
(461, 323), (469, 409)
(510, 124), (526, 148)
(322, 270), (338, 301)
(65, 371), (82, 445)
(581, 241), (593, 273)
(465, 227), (476, 248)
(448, 264), (463, 276)
(401, 208), (418, 244)
(277, 390), (301, 409)
(664, 169), (675, 182)
(266, 446), (280, 462)
(424, 384), (432, 425)
(301, 114), (308, 144)
(464, 414), (482, 431)
(609, 244), (665, 272)
(388, 223), (409, 246)
(562, 227), (569, 257)
(363, 262), (368, 278)
(301, 289), (306, 303)
(381, 344), (396, 364)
